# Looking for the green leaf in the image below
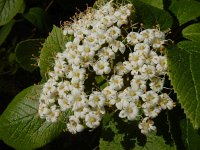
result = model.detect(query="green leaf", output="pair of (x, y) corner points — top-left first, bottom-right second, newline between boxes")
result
(169, 0), (200, 25)
(132, 0), (172, 30)
(167, 45), (200, 128)
(182, 23), (200, 42)
(0, 19), (15, 46)
(0, 0), (24, 26)
(100, 113), (175, 150)
(0, 85), (66, 149)
(140, 0), (163, 9)
(23, 7), (48, 32)
(15, 39), (44, 72)
(39, 26), (71, 79)
(178, 41), (200, 53)
(134, 134), (176, 150)
(180, 119), (200, 150)
(95, 76), (106, 84)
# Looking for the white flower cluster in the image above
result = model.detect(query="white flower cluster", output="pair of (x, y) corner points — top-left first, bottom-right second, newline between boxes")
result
(38, 1), (174, 135)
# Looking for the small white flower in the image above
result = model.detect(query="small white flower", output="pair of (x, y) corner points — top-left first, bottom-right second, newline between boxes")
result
(102, 86), (117, 105)
(74, 29), (84, 40)
(123, 61), (132, 71)
(45, 105), (60, 123)
(97, 31), (107, 45)
(115, 62), (130, 75)
(66, 50), (81, 66)
(119, 102), (138, 120)
(69, 90), (88, 111)
(127, 32), (143, 45)
(67, 116), (84, 134)
(140, 64), (156, 80)
(149, 77), (164, 93)
(110, 40), (126, 53)
(93, 59), (111, 75)
(124, 87), (143, 101)
(130, 78), (146, 91)
(65, 41), (77, 51)
(134, 43), (150, 55)
(78, 45), (95, 57)
(140, 29), (155, 44)
(54, 59), (67, 78)
(141, 90), (159, 105)
(84, 34), (98, 46)
(85, 111), (101, 128)
(68, 66), (86, 81)
(57, 81), (70, 97)
(89, 91), (106, 108)
(116, 92), (129, 110)
(109, 75), (124, 91)
(97, 47), (115, 60)
(58, 97), (72, 111)
(139, 117), (156, 135)
(129, 51), (145, 68)
(69, 81), (85, 91)
(117, 17), (128, 27)
(142, 102), (161, 118)
(152, 38), (165, 49)
(145, 51), (158, 65)
(158, 93), (174, 110)
(42, 79), (57, 95)
(106, 26), (121, 42)
(156, 56), (168, 75)
(99, 1), (115, 15)
(38, 103), (50, 119)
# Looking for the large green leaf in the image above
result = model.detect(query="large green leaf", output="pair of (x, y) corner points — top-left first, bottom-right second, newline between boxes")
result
(15, 39), (44, 72)
(0, 19), (15, 46)
(0, 85), (67, 149)
(178, 41), (200, 53)
(133, 134), (175, 150)
(23, 7), (49, 32)
(132, 0), (172, 30)
(100, 113), (175, 150)
(182, 23), (200, 42)
(39, 26), (72, 79)
(140, 0), (163, 9)
(0, 0), (24, 26)
(180, 119), (200, 150)
(167, 45), (200, 128)
(169, 0), (200, 25)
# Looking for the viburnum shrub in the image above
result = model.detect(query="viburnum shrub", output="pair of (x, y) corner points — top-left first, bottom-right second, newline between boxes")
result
(1, 0), (200, 149)
(38, 1), (174, 135)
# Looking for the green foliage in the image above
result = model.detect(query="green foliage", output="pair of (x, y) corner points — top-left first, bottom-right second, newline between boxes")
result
(182, 23), (200, 42)
(39, 26), (71, 79)
(178, 41), (200, 53)
(15, 39), (44, 72)
(100, 113), (175, 150)
(180, 119), (200, 150)
(167, 45), (200, 129)
(0, 20), (15, 46)
(23, 7), (49, 32)
(134, 134), (176, 150)
(0, 0), (24, 26)
(132, 0), (172, 30)
(140, 0), (163, 9)
(169, 0), (200, 25)
(168, 18), (200, 129)
(0, 85), (67, 149)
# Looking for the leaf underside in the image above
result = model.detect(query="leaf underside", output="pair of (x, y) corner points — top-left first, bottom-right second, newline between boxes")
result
(167, 46), (200, 129)
(0, 85), (66, 149)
